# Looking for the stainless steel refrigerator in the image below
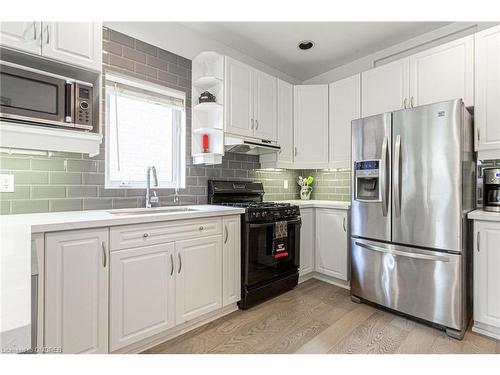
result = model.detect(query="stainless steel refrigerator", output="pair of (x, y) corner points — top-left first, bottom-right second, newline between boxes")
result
(350, 99), (475, 339)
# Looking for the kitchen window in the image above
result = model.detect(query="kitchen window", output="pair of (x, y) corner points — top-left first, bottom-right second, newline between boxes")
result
(105, 73), (186, 188)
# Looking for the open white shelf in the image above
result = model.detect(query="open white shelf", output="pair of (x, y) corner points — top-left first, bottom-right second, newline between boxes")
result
(193, 76), (223, 90)
(191, 51), (225, 165)
(0, 121), (102, 157)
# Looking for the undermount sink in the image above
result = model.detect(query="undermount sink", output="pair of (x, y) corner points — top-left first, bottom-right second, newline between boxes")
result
(108, 207), (199, 216)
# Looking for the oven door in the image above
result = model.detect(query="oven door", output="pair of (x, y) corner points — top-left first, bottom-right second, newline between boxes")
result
(244, 218), (301, 288)
(0, 63), (73, 127)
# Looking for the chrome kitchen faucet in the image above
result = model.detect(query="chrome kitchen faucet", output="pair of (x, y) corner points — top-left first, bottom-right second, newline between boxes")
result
(145, 166), (159, 208)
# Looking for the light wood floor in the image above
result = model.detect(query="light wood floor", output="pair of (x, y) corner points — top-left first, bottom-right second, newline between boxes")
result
(143, 279), (500, 354)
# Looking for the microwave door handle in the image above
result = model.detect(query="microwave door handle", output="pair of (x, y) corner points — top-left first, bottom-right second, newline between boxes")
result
(64, 82), (74, 123)
(248, 218), (301, 229)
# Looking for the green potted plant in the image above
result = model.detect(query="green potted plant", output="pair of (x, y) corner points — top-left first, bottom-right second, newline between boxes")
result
(297, 176), (314, 200)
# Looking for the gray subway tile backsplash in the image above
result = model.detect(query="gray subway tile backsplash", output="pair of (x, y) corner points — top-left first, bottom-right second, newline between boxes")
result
(0, 27), (355, 215)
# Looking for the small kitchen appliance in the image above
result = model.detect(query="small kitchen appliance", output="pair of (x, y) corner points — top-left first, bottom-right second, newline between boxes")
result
(208, 180), (301, 309)
(483, 168), (500, 212)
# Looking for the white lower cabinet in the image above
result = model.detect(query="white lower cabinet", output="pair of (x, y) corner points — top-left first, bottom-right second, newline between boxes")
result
(110, 243), (176, 351)
(473, 220), (500, 340)
(45, 228), (109, 354)
(222, 215), (241, 306)
(315, 209), (349, 281)
(299, 208), (315, 276)
(175, 235), (223, 324)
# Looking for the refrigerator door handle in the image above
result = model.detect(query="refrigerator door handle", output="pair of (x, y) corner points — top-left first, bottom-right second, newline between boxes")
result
(394, 134), (402, 218)
(354, 241), (451, 262)
(381, 136), (389, 217)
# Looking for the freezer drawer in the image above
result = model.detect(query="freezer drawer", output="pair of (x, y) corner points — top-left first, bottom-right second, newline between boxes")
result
(351, 238), (463, 330)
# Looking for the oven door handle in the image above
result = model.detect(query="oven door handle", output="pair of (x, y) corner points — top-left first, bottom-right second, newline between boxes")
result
(248, 218), (301, 229)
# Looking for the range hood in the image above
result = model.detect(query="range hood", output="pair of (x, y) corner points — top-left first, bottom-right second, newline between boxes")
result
(224, 135), (281, 155)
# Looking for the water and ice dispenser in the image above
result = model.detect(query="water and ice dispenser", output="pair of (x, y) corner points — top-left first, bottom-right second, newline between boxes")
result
(354, 160), (382, 202)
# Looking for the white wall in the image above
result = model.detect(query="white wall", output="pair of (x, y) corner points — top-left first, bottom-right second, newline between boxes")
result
(304, 22), (500, 84)
(104, 21), (301, 84)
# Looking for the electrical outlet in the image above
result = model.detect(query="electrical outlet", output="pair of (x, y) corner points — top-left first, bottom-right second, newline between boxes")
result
(283, 180), (289, 189)
(0, 174), (15, 192)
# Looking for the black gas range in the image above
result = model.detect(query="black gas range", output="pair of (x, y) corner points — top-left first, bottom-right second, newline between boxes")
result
(208, 180), (301, 309)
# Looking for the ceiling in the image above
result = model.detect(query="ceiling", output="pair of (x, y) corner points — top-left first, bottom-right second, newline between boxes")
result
(180, 22), (451, 81)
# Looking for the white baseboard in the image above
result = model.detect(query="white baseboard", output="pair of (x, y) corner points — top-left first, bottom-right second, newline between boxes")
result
(472, 321), (500, 341)
(299, 271), (350, 290)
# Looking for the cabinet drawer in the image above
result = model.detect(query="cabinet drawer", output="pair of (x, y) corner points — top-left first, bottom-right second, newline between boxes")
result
(110, 217), (222, 251)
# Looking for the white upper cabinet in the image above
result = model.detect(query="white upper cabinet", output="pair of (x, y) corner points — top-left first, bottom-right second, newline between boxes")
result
(225, 57), (278, 142)
(293, 85), (329, 169)
(253, 70), (278, 141)
(110, 243), (176, 351)
(475, 25), (500, 157)
(315, 208), (349, 281)
(175, 235), (223, 324)
(409, 35), (473, 107)
(0, 22), (41, 54)
(45, 228), (109, 354)
(361, 58), (409, 117)
(225, 57), (254, 138)
(0, 22), (102, 71)
(329, 74), (360, 169)
(42, 22), (102, 71)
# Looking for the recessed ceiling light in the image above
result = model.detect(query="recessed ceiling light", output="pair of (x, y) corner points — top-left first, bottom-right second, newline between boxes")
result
(298, 40), (314, 50)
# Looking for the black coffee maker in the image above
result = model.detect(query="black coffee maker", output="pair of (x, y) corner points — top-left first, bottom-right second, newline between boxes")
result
(484, 168), (500, 212)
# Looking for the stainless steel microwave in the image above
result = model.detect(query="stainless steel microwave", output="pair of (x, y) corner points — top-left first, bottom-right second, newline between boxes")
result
(0, 61), (94, 130)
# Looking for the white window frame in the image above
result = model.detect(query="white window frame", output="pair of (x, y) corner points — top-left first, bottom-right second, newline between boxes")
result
(104, 72), (186, 189)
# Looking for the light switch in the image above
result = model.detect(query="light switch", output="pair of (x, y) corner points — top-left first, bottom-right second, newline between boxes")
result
(0, 174), (14, 192)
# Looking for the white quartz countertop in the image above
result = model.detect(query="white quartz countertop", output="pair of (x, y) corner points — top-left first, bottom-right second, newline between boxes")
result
(0, 204), (244, 351)
(278, 200), (350, 210)
(468, 209), (500, 222)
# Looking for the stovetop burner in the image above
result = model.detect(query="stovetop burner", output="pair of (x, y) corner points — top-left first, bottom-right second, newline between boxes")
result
(218, 202), (292, 209)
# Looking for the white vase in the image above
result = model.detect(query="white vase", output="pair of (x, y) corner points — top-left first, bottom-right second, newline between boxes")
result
(300, 186), (312, 200)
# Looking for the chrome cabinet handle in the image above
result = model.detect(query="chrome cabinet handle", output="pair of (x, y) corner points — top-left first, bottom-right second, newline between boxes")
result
(143, 233), (149, 238)
(394, 134), (402, 218)
(403, 98), (408, 109)
(477, 128), (481, 143)
(294, 147), (298, 157)
(101, 241), (107, 268)
(45, 24), (49, 44)
(199, 226), (204, 231)
(477, 232), (480, 252)
(381, 136), (389, 217)
(343, 217), (346, 232)
(255, 120), (259, 130)
(224, 225), (229, 244)
(33, 22), (37, 40)
(251, 119), (254, 130)
(170, 254), (174, 275)
(178, 253), (182, 274)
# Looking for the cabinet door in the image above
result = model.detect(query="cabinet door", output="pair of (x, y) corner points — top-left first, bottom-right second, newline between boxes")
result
(277, 79), (294, 166)
(0, 22), (41, 54)
(41, 22), (102, 71)
(293, 85), (329, 168)
(110, 243), (175, 351)
(315, 209), (349, 281)
(474, 221), (500, 329)
(175, 235), (222, 323)
(475, 25), (500, 154)
(299, 208), (315, 277)
(225, 57), (254, 138)
(45, 228), (108, 353)
(253, 70), (277, 142)
(329, 74), (360, 169)
(361, 58), (409, 117)
(222, 215), (241, 306)
(410, 35), (473, 107)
